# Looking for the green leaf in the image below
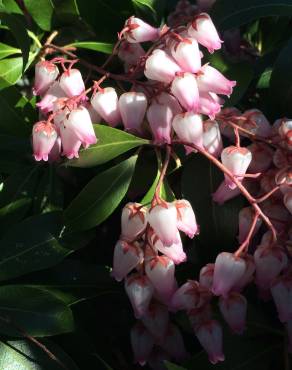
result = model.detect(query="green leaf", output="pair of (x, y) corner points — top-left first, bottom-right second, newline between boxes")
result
(23, 0), (54, 31)
(0, 285), (74, 336)
(181, 155), (244, 255)
(165, 362), (187, 370)
(0, 42), (20, 60)
(65, 155), (138, 231)
(141, 169), (175, 205)
(0, 339), (80, 370)
(256, 68), (272, 89)
(65, 125), (148, 168)
(132, 0), (166, 23)
(212, 0), (292, 31)
(67, 41), (114, 54)
(1, 0), (22, 14)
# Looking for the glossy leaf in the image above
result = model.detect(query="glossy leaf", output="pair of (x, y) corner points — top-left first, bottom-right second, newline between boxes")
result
(0, 42), (20, 60)
(165, 362), (187, 370)
(65, 155), (138, 231)
(68, 41), (113, 54)
(132, 0), (166, 23)
(23, 0), (54, 31)
(141, 168), (175, 205)
(66, 124), (148, 168)
(0, 285), (74, 336)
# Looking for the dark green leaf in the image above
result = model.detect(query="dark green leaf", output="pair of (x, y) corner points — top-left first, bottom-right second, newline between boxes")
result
(0, 42), (20, 60)
(0, 285), (74, 336)
(65, 155), (138, 231)
(1, 0), (22, 14)
(68, 41), (113, 54)
(23, 0), (54, 31)
(165, 362), (187, 370)
(141, 169), (175, 205)
(212, 0), (292, 31)
(132, 0), (166, 24)
(65, 125), (148, 168)
(0, 339), (80, 370)
(256, 68), (272, 89)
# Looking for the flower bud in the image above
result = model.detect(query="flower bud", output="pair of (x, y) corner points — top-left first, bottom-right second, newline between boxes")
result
(60, 125), (82, 159)
(123, 16), (159, 43)
(212, 252), (246, 296)
(161, 324), (188, 361)
(238, 206), (262, 244)
(48, 136), (61, 163)
(221, 146), (252, 189)
(151, 231), (186, 265)
(36, 81), (66, 114)
(188, 13), (223, 53)
(199, 264), (214, 289)
(131, 322), (154, 365)
(112, 240), (143, 282)
(175, 199), (199, 238)
(247, 142), (273, 173)
(32, 121), (58, 161)
(195, 320), (225, 364)
(271, 274), (292, 323)
(33, 60), (59, 96)
(197, 65), (236, 96)
(212, 180), (241, 205)
(121, 202), (147, 241)
(171, 72), (200, 112)
(233, 254), (255, 292)
(141, 303), (169, 340)
(144, 49), (181, 83)
(279, 119), (292, 149)
(284, 192), (292, 215)
(119, 92), (147, 135)
(203, 119), (223, 157)
(219, 292), (247, 334)
(59, 69), (85, 97)
(188, 304), (213, 331)
(198, 92), (221, 120)
(118, 41), (145, 66)
(91, 87), (121, 127)
(170, 37), (201, 73)
(240, 109), (272, 138)
(125, 274), (154, 318)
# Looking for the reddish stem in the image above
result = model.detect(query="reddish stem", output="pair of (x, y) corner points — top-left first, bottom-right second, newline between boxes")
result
(234, 211), (260, 257)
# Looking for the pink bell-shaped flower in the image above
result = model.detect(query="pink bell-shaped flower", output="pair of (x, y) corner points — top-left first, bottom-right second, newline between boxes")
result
(33, 60), (59, 96)
(284, 192), (292, 215)
(141, 303), (169, 340)
(161, 324), (188, 361)
(32, 121), (58, 161)
(219, 292), (247, 334)
(144, 49), (182, 83)
(188, 13), (223, 53)
(91, 87), (121, 127)
(199, 264), (214, 290)
(148, 203), (179, 246)
(48, 136), (61, 163)
(151, 231), (186, 265)
(254, 244), (288, 289)
(198, 92), (222, 120)
(171, 72), (200, 112)
(279, 119), (292, 150)
(119, 92), (147, 135)
(36, 81), (66, 114)
(188, 304), (213, 331)
(172, 112), (204, 154)
(203, 119), (223, 157)
(121, 202), (147, 242)
(131, 322), (154, 365)
(170, 37), (201, 73)
(233, 254), (255, 292)
(118, 40), (145, 66)
(125, 273), (154, 318)
(111, 240), (143, 282)
(238, 206), (262, 244)
(221, 146), (252, 189)
(123, 16), (159, 43)
(62, 106), (97, 149)
(197, 65), (236, 96)
(241, 109), (272, 138)
(60, 128), (81, 159)
(212, 180), (241, 205)
(195, 320), (225, 364)
(271, 274), (292, 323)
(247, 142), (273, 173)
(175, 199), (199, 238)
(59, 69), (85, 97)
(145, 255), (176, 303)
(212, 252), (246, 297)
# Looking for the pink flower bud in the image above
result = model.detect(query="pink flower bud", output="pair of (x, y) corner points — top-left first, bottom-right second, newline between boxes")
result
(241, 109), (272, 138)
(188, 13), (223, 53)
(118, 40), (145, 66)
(63, 106), (97, 149)
(91, 87), (121, 127)
(188, 304), (213, 331)
(36, 81), (66, 114)
(59, 69), (85, 97)
(148, 203), (179, 246)
(233, 254), (255, 292)
(32, 121), (58, 161)
(271, 274), (292, 322)
(278, 119), (292, 149)
(219, 292), (247, 334)
(197, 65), (236, 96)
(275, 167), (292, 195)
(261, 199), (290, 232)
(151, 231), (186, 265)
(48, 136), (61, 163)
(198, 92), (222, 120)
(254, 245), (288, 289)
(170, 37), (201, 73)
(161, 324), (188, 361)
(284, 192), (292, 215)
(171, 280), (211, 311)
(121, 202), (147, 242)
(238, 206), (262, 244)
(199, 264), (214, 289)
(203, 119), (223, 157)
(171, 72), (200, 111)
(131, 322), (154, 365)
(125, 274), (154, 318)
(145, 256), (176, 303)
(111, 240), (143, 282)
(247, 142), (273, 173)
(144, 49), (181, 83)
(119, 92), (147, 135)
(33, 60), (59, 96)
(195, 320), (225, 364)
(123, 16), (159, 43)
(212, 252), (246, 296)
(59, 125), (82, 159)
(85, 102), (101, 123)
(221, 146), (252, 189)
(141, 303), (169, 340)
(175, 199), (199, 238)
(212, 180), (241, 205)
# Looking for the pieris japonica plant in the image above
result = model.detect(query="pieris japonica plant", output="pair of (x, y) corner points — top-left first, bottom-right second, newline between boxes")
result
(1, 0), (292, 369)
